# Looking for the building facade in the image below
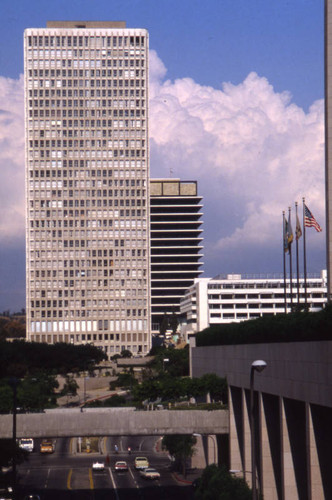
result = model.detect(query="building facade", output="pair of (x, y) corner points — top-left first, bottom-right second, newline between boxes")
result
(150, 179), (204, 335)
(24, 21), (151, 357)
(191, 339), (332, 499)
(181, 271), (327, 338)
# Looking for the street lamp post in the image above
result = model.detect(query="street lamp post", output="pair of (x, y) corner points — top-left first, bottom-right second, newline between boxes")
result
(250, 360), (267, 500)
(9, 377), (18, 500)
(193, 433), (217, 465)
(162, 358), (169, 372)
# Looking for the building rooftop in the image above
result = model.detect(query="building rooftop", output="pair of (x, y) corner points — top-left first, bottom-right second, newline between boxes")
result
(46, 21), (126, 29)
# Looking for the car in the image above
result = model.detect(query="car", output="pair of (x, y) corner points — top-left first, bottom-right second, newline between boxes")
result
(139, 468), (161, 480)
(114, 461), (128, 472)
(19, 438), (34, 453)
(39, 440), (54, 454)
(23, 495), (41, 500)
(134, 457), (149, 470)
(0, 486), (13, 500)
(192, 477), (201, 489)
(92, 462), (105, 472)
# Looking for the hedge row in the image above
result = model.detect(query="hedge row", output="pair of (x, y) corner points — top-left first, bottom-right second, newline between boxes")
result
(196, 304), (332, 347)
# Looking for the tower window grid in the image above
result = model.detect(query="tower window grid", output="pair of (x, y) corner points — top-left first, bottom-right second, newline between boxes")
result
(24, 23), (151, 356)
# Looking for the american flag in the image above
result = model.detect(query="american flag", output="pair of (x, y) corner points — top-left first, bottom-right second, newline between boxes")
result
(304, 204), (322, 232)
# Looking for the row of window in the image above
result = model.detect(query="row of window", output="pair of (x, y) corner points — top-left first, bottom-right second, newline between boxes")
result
(30, 276), (147, 290)
(27, 62), (145, 73)
(31, 299), (146, 313)
(29, 93), (145, 105)
(28, 80), (145, 93)
(29, 109), (144, 120)
(208, 282), (325, 289)
(210, 299), (325, 310)
(208, 288), (325, 298)
(30, 262), (145, 275)
(30, 187), (144, 199)
(28, 110), (144, 126)
(29, 215), (145, 229)
(210, 307), (325, 320)
(29, 100), (144, 111)
(29, 248), (145, 260)
(28, 74), (146, 87)
(27, 35), (145, 48)
(29, 140), (145, 150)
(29, 169), (145, 179)
(30, 284), (146, 297)
(30, 218), (145, 230)
(30, 306), (148, 319)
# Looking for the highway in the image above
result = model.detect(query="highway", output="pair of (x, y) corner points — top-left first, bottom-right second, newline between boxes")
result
(16, 437), (196, 499)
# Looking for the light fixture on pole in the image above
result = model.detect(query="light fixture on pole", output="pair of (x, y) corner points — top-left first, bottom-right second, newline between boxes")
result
(250, 360), (267, 500)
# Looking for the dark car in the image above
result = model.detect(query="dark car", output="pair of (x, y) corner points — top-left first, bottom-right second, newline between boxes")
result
(192, 477), (201, 489)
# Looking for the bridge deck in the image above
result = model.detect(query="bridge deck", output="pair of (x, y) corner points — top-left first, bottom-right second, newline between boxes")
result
(0, 408), (228, 438)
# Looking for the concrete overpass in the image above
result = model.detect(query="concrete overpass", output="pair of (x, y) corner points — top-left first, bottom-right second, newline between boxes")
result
(0, 408), (228, 439)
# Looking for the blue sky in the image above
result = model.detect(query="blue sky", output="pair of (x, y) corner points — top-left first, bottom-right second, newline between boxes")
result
(2, 0), (323, 109)
(0, 0), (326, 311)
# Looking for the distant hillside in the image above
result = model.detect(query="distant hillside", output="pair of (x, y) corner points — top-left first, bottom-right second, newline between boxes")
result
(0, 314), (26, 340)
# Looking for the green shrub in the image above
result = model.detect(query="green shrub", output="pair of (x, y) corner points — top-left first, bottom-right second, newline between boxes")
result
(196, 305), (332, 347)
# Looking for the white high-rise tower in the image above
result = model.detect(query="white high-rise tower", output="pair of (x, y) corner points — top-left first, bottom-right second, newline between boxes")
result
(24, 21), (151, 357)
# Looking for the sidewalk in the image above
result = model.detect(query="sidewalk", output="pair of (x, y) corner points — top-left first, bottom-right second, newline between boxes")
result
(154, 437), (202, 486)
(172, 468), (202, 485)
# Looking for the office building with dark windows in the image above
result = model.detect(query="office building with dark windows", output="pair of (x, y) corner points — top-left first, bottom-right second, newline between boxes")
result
(150, 179), (204, 335)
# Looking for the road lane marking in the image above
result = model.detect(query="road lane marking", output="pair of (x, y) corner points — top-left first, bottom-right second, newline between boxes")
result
(108, 466), (120, 500)
(67, 468), (72, 490)
(89, 468), (94, 489)
(129, 466), (139, 489)
(44, 468), (50, 488)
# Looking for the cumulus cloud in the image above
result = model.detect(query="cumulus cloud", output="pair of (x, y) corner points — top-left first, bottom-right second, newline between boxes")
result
(0, 53), (325, 276)
(149, 50), (325, 273)
(0, 75), (25, 245)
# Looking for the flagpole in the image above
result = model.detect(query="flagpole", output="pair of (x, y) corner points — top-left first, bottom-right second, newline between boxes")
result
(303, 197), (308, 311)
(288, 207), (293, 310)
(283, 211), (287, 314)
(295, 201), (300, 309)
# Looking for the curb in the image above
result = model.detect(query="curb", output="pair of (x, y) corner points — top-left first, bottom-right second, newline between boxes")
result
(172, 472), (193, 485)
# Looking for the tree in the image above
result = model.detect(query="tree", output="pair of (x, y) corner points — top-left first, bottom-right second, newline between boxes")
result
(169, 311), (179, 336)
(199, 373), (228, 404)
(61, 375), (79, 399)
(17, 373), (59, 410)
(0, 340), (106, 379)
(116, 372), (137, 389)
(148, 345), (189, 377)
(162, 434), (197, 477)
(103, 394), (127, 407)
(194, 465), (252, 500)
(120, 349), (133, 358)
(159, 313), (169, 337)
(0, 384), (13, 413)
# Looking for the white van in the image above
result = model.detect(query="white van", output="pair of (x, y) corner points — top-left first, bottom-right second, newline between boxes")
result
(19, 438), (34, 453)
